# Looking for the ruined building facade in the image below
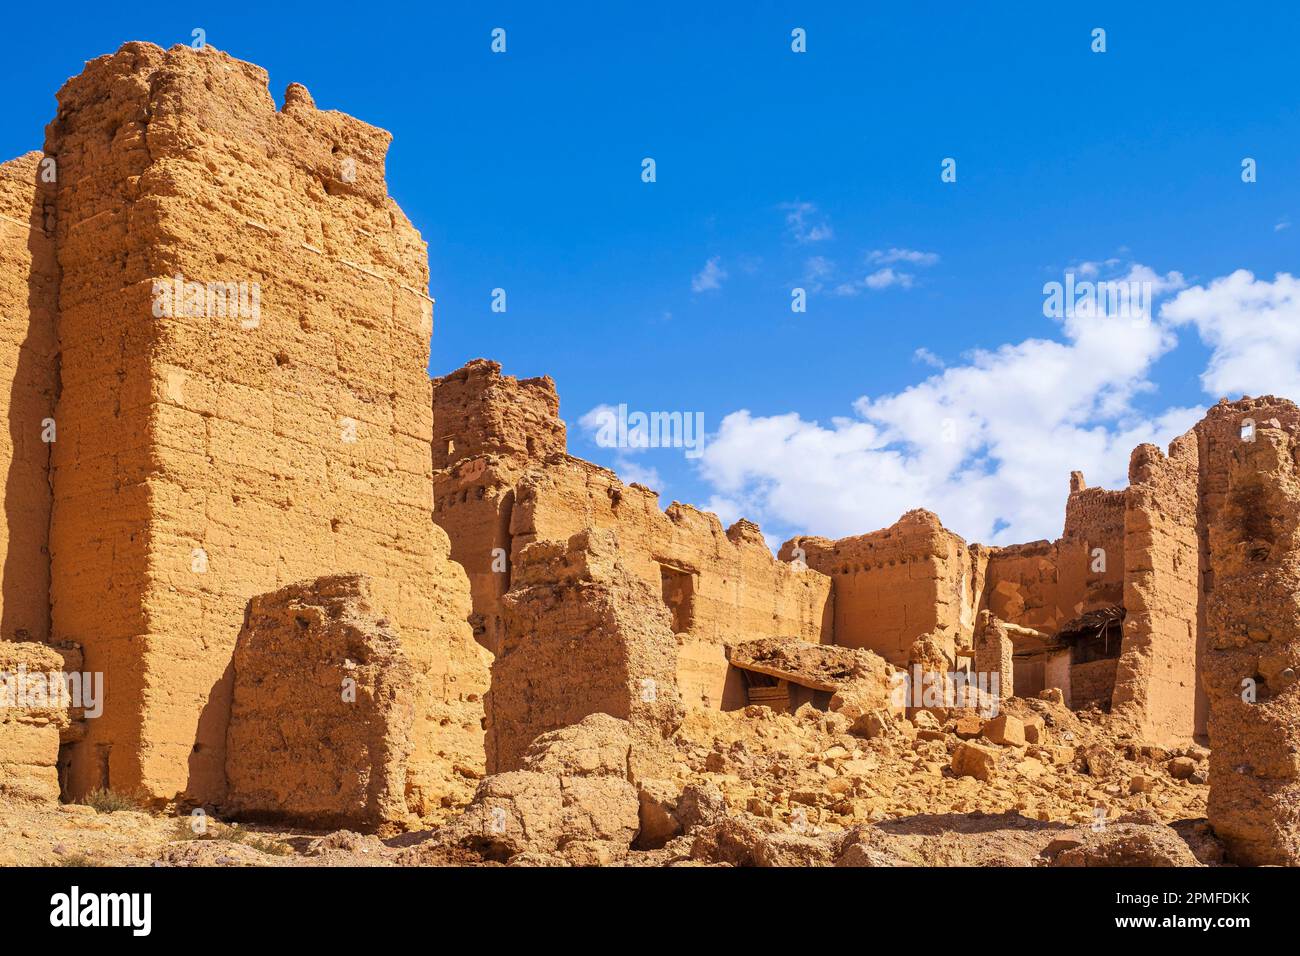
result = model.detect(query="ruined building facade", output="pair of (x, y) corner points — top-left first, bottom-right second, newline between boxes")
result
(0, 43), (489, 818)
(1, 42), (1298, 865)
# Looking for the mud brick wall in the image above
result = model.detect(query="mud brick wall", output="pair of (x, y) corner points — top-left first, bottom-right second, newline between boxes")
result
(46, 43), (488, 808)
(490, 529), (683, 772)
(0, 641), (74, 802)
(431, 359), (565, 470)
(784, 509), (980, 667)
(433, 360), (831, 704)
(1113, 434), (1200, 745)
(982, 477), (1125, 635)
(225, 575), (416, 831)
(980, 540), (1061, 632)
(1059, 480), (1126, 610)
(1069, 658), (1118, 711)
(0, 153), (57, 645)
(1194, 397), (1300, 742)
(1197, 400), (1300, 864)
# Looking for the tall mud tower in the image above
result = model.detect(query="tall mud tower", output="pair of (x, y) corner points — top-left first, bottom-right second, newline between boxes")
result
(43, 43), (488, 809)
(1202, 409), (1300, 865)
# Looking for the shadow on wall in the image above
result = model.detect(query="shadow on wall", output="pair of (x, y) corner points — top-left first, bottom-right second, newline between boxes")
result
(187, 658), (235, 808)
(2, 161), (56, 647)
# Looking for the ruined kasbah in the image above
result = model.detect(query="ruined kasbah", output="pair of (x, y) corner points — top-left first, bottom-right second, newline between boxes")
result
(0, 20), (1295, 912)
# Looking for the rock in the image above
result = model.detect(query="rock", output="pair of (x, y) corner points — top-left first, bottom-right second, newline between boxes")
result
(911, 710), (941, 731)
(951, 741), (999, 782)
(1038, 688), (1065, 706)
(1129, 775), (1155, 794)
(954, 715), (983, 739)
(688, 817), (772, 866)
(1082, 744), (1119, 777)
(1050, 825), (1202, 867)
(1014, 759), (1045, 780)
(1167, 756), (1197, 780)
(849, 711), (886, 738)
(982, 714), (1026, 747)
(635, 779), (682, 849)
(674, 783), (728, 831)
(1022, 714), (1046, 744)
(523, 714), (633, 778)
(1042, 837), (1084, 859)
(306, 830), (384, 856)
(753, 831), (837, 867)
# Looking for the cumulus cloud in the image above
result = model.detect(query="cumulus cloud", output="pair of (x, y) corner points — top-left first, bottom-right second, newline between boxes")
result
(864, 267), (914, 290)
(691, 256), (727, 292)
(697, 264), (1204, 546)
(1161, 269), (1300, 400)
(780, 201), (833, 243)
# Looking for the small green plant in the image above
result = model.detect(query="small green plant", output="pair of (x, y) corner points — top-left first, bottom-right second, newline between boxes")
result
(79, 787), (145, 813)
(56, 853), (99, 867)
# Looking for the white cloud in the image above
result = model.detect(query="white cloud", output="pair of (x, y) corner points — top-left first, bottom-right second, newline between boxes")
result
(614, 458), (663, 491)
(869, 248), (940, 267)
(864, 267), (914, 290)
(913, 347), (945, 368)
(1161, 269), (1300, 400)
(697, 264), (1204, 546)
(832, 268), (914, 295)
(780, 201), (833, 243)
(691, 256), (727, 292)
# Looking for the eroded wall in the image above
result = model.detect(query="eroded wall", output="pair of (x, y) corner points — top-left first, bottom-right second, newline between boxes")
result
(982, 475), (1125, 635)
(432, 359), (831, 713)
(225, 574), (417, 830)
(47, 43), (487, 807)
(782, 510), (982, 667)
(0, 153), (57, 645)
(1193, 397), (1300, 743)
(490, 529), (684, 772)
(1199, 411), (1300, 865)
(1112, 434), (1200, 745)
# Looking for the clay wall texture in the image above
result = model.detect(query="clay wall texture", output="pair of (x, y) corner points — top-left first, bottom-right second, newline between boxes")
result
(0, 641), (75, 802)
(42, 43), (487, 808)
(981, 480), (1125, 635)
(1196, 400), (1300, 864)
(225, 574), (416, 830)
(782, 509), (980, 667)
(1069, 658), (1119, 710)
(489, 529), (683, 772)
(1112, 434), (1201, 744)
(0, 153), (57, 646)
(432, 359), (831, 712)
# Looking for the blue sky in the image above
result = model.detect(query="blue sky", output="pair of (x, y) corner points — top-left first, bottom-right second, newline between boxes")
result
(3, 2), (1297, 548)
